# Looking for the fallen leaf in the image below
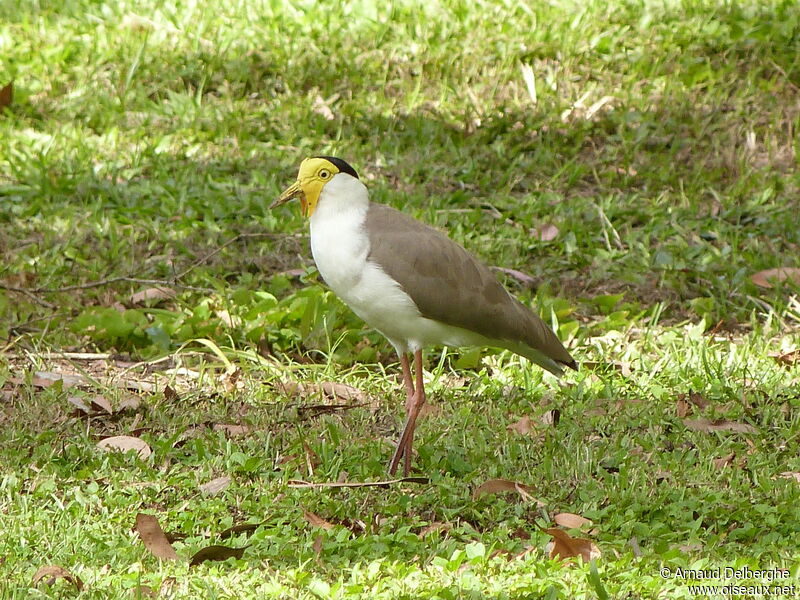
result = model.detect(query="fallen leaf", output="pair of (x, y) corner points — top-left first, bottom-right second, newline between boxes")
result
(312, 534), (324, 558)
(97, 435), (152, 459)
(531, 223), (559, 241)
(770, 349), (800, 367)
(507, 415), (536, 435)
(132, 585), (156, 598)
(418, 522), (453, 538)
(683, 418), (756, 434)
(751, 267), (800, 289)
(189, 544), (246, 567)
(629, 536), (642, 557)
(319, 381), (368, 402)
(778, 472), (800, 483)
(130, 287), (176, 305)
(31, 565), (83, 590)
(302, 509), (334, 530)
(491, 267), (537, 288)
(675, 398), (692, 418)
(199, 476), (232, 495)
(276, 380), (370, 403)
(118, 394), (142, 412)
(712, 453), (736, 469)
(219, 522), (262, 539)
(212, 423), (250, 437)
(541, 408), (560, 427)
(30, 371), (85, 388)
(677, 391), (710, 410)
(163, 385), (178, 402)
(473, 479), (544, 505)
(288, 477), (429, 489)
(67, 396), (93, 415)
(134, 514), (179, 560)
(221, 368), (243, 392)
(544, 528), (601, 562)
(90, 395), (113, 415)
(0, 82), (12, 109)
(554, 513), (593, 529)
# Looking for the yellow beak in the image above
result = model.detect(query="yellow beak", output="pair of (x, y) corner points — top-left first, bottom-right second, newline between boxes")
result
(271, 180), (306, 213)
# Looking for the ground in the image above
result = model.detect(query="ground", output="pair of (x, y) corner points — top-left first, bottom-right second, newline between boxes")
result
(0, 0), (799, 598)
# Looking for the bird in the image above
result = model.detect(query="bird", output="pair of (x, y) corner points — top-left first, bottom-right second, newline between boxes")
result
(271, 156), (577, 476)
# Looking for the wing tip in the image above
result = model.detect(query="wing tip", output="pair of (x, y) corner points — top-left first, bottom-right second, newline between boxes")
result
(561, 358), (579, 372)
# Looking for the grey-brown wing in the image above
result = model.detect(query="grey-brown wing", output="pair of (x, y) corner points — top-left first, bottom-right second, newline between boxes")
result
(365, 203), (575, 369)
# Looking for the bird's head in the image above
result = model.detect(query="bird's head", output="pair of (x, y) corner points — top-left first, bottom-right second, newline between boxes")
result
(272, 156), (360, 218)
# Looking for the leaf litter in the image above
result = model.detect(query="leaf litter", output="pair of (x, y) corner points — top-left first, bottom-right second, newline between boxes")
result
(134, 514), (179, 560)
(97, 435), (152, 459)
(31, 565), (84, 590)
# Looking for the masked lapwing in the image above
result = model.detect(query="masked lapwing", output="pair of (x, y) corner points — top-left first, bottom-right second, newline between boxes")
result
(272, 156), (577, 475)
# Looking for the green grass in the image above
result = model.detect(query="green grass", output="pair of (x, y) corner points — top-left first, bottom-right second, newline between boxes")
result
(1, 0), (799, 597)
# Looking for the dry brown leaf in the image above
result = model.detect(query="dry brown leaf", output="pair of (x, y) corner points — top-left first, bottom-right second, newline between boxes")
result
(221, 368), (243, 392)
(90, 395), (113, 414)
(491, 267), (537, 288)
(118, 394), (142, 412)
(0, 82), (12, 109)
(132, 585), (156, 598)
(418, 522), (452, 538)
(302, 509), (334, 530)
(751, 267), (800, 288)
(683, 418), (756, 434)
(199, 476), (232, 495)
(712, 453), (736, 469)
(778, 471), (800, 483)
(161, 385), (178, 403)
(67, 396), (92, 415)
(130, 287), (176, 305)
(312, 534), (324, 557)
(540, 408), (560, 427)
(134, 514), (179, 560)
(675, 398), (692, 418)
(531, 223), (559, 241)
(507, 415), (536, 435)
(473, 479), (544, 505)
(189, 544), (246, 567)
(678, 391), (710, 409)
(24, 371), (85, 388)
(319, 381), (368, 402)
(31, 565), (84, 590)
(554, 513), (593, 529)
(97, 435), (152, 459)
(219, 522), (262, 539)
(544, 528), (601, 562)
(770, 349), (800, 367)
(276, 380), (370, 403)
(212, 423), (250, 437)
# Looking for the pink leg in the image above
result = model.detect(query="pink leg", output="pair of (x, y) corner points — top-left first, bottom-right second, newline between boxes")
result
(400, 353), (415, 405)
(388, 349), (426, 476)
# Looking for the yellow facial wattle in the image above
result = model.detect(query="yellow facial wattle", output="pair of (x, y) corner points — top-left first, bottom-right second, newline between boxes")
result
(272, 157), (341, 218)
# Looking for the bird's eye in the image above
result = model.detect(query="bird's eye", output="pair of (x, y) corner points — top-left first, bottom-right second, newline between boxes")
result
(319, 169), (330, 179)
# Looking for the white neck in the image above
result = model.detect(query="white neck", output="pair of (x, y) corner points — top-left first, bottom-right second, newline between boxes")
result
(310, 173), (369, 225)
